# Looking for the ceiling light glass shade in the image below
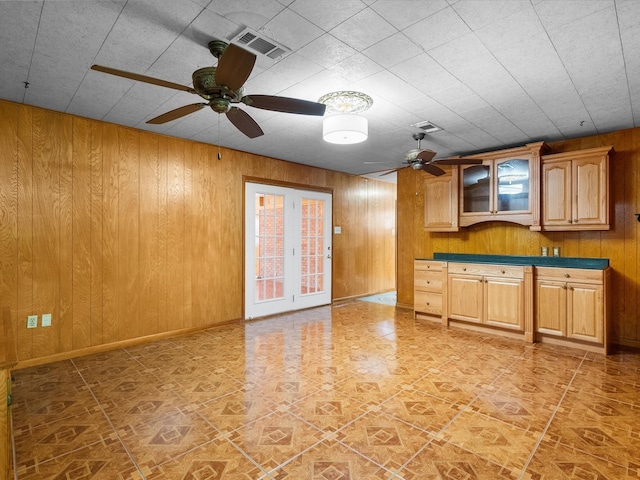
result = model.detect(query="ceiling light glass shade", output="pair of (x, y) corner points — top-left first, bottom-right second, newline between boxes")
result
(323, 114), (368, 144)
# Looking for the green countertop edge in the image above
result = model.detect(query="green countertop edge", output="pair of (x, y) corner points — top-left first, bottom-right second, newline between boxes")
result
(425, 253), (609, 269)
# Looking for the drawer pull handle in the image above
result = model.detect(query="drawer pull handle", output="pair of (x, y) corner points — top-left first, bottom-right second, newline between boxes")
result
(564, 273), (570, 278)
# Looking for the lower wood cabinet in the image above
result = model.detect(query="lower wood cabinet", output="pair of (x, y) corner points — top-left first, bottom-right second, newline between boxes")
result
(414, 259), (608, 352)
(414, 260), (447, 322)
(535, 266), (609, 350)
(447, 263), (529, 332)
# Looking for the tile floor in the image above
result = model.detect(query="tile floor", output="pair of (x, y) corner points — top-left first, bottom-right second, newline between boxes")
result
(9, 300), (640, 479)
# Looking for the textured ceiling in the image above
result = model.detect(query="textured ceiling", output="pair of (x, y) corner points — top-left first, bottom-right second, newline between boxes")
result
(1, 0), (639, 182)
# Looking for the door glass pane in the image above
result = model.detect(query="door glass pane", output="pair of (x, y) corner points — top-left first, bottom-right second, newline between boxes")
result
(497, 158), (529, 212)
(462, 165), (491, 213)
(255, 193), (285, 302)
(301, 198), (325, 295)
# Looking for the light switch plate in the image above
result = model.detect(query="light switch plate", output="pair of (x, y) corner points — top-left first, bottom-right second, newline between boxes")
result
(42, 313), (52, 327)
(27, 315), (38, 328)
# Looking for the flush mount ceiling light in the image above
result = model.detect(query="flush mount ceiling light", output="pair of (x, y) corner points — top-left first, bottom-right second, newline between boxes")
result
(318, 91), (373, 144)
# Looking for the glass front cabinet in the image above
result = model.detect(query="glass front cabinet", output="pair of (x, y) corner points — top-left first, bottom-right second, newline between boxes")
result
(458, 142), (546, 230)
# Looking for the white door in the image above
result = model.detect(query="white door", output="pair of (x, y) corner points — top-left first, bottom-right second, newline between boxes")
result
(245, 183), (332, 319)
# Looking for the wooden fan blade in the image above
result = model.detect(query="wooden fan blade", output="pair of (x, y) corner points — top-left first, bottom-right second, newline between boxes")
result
(91, 65), (194, 93)
(244, 95), (327, 116)
(147, 103), (207, 124)
(416, 149), (437, 162)
(215, 43), (256, 91)
(422, 163), (446, 176)
(435, 157), (484, 165)
(226, 107), (264, 138)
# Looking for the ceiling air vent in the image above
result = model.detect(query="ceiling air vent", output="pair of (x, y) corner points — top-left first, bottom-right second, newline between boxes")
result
(412, 121), (443, 133)
(230, 28), (290, 61)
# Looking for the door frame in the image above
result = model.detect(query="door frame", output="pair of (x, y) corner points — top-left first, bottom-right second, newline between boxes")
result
(243, 177), (333, 320)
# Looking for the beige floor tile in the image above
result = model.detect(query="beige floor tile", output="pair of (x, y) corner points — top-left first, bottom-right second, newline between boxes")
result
(438, 408), (542, 472)
(9, 300), (640, 478)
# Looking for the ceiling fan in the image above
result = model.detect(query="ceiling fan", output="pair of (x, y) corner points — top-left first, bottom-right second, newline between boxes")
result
(371, 133), (483, 177)
(91, 40), (327, 138)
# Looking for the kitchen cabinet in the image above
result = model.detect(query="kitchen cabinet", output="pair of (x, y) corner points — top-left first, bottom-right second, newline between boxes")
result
(541, 146), (612, 230)
(459, 142), (546, 230)
(447, 263), (533, 335)
(414, 260), (447, 322)
(424, 167), (459, 232)
(535, 266), (610, 351)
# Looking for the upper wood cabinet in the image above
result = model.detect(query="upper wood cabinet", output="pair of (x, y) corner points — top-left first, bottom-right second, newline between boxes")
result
(424, 166), (459, 232)
(458, 142), (546, 230)
(541, 146), (613, 230)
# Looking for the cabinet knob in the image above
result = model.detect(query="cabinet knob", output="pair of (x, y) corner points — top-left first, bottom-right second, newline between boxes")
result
(564, 273), (570, 278)
(426, 302), (430, 306)
(574, 219), (578, 223)
(568, 219), (572, 223)
(427, 265), (430, 268)
(568, 285), (574, 291)
(463, 267), (467, 271)
(562, 285), (567, 290)
(426, 281), (430, 284)
(501, 270), (505, 274)
(484, 278), (488, 283)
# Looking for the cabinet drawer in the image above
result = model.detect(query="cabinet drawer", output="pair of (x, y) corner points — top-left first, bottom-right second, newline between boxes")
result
(414, 260), (443, 272)
(448, 262), (524, 279)
(535, 267), (603, 284)
(414, 270), (443, 292)
(414, 291), (442, 316)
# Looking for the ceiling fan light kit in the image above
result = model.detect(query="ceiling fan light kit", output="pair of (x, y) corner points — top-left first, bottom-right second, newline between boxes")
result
(318, 91), (373, 145)
(322, 114), (368, 144)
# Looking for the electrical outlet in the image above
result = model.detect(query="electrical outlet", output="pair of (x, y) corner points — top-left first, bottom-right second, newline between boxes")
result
(553, 246), (561, 257)
(27, 315), (38, 329)
(42, 313), (52, 327)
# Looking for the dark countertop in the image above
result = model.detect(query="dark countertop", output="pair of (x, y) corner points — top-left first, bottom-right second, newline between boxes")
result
(421, 253), (609, 270)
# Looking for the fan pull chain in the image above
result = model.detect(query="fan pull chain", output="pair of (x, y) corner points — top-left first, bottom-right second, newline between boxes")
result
(217, 115), (222, 160)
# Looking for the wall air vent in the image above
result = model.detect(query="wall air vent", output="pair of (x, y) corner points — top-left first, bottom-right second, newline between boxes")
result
(230, 27), (290, 61)
(411, 121), (443, 133)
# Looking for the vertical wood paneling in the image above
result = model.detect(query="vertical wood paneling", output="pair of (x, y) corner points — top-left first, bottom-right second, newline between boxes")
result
(623, 136), (638, 340)
(72, 118), (92, 350)
(157, 136), (169, 334)
(102, 124), (119, 344)
(0, 102), (18, 345)
(90, 122), (103, 345)
(59, 113), (73, 353)
(183, 143), (193, 328)
(1, 100), (396, 364)
(139, 132), (159, 336)
(117, 128), (140, 341)
(166, 138), (184, 331)
(16, 106), (33, 359)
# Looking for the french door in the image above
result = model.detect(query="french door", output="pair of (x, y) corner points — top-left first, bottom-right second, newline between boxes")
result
(245, 182), (332, 319)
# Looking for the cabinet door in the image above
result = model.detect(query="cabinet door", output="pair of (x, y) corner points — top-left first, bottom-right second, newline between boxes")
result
(573, 156), (607, 226)
(567, 283), (603, 343)
(495, 158), (530, 214)
(461, 163), (492, 215)
(535, 280), (567, 336)
(424, 170), (458, 231)
(542, 160), (572, 226)
(448, 274), (483, 323)
(484, 277), (523, 330)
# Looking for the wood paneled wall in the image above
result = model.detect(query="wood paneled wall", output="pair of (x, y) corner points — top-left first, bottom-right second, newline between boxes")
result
(397, 127), (640, 348)
(0, 100), (396, 364)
